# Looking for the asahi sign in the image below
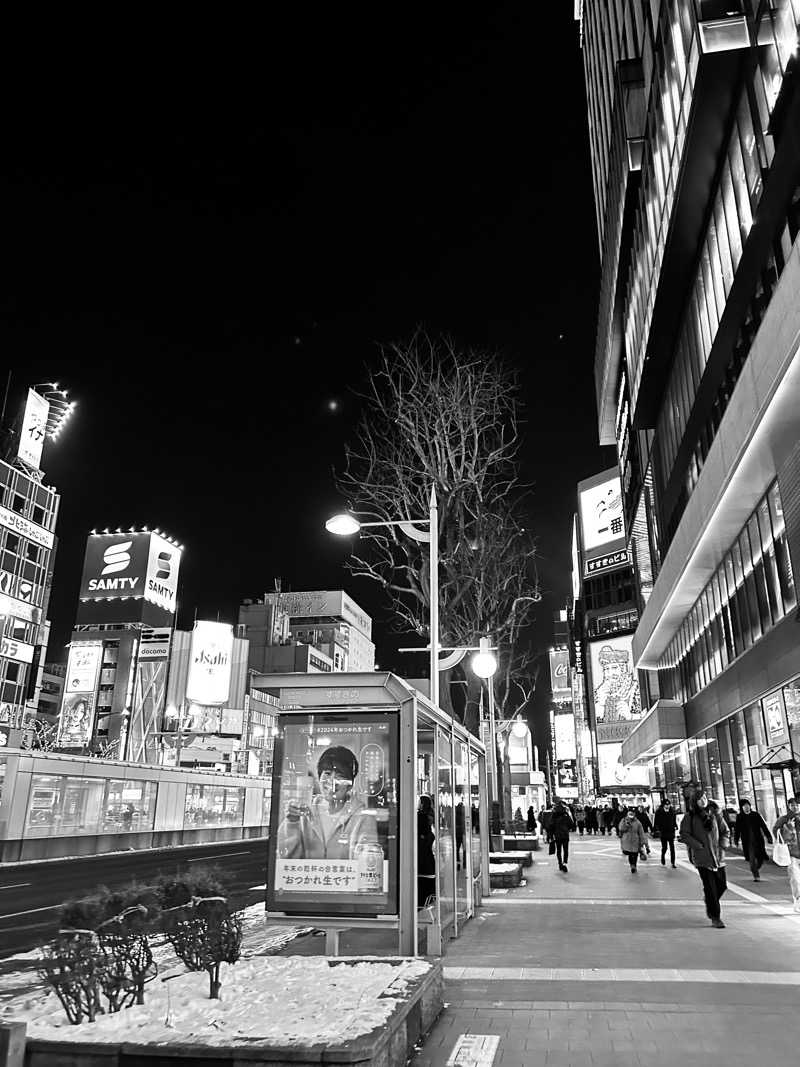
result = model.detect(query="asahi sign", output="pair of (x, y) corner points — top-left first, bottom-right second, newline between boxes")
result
(186, 621), (234, 706)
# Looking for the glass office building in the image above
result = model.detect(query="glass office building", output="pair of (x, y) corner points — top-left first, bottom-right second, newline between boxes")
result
(578, 1), (800, 806)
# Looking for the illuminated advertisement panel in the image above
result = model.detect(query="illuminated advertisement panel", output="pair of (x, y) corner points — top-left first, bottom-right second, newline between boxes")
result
(78, 531), (182, 625)
(18, 389), (50, 470)
(579, 474), (623, 553)
(571, 515), (581, 603)
(598, 741), (649, 788)
(79, 533), (151, 602)
(557, 759), (578, 789)
(186, 621), (234, 706)
(554, 712), (577, 761)
(588, 634), (641, 743)
(548, 649), (571, 704)
(267, 711), (399, 918)
(57, 642), (103, 746)
(145, 533), (182, 615)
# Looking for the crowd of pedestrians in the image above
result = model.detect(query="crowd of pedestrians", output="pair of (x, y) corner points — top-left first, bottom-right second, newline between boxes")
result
(529, 790), (800, 927)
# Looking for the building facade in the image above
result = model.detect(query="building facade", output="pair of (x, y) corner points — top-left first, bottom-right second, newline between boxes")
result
(0, 458), (60, 728)
(579, 1), (800, 820)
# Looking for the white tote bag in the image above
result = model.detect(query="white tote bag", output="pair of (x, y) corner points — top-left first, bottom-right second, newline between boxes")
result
(773, 829), (791, 867)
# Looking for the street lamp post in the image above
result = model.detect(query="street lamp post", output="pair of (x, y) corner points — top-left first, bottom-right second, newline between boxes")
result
(326, 487), (440, 706)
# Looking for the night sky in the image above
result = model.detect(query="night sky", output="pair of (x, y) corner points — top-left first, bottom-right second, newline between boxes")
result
(4, 9), (616, 746)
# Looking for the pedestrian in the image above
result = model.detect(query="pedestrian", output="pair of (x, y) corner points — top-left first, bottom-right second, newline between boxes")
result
(679, 788), (729, 928)
(653, 799), (678, 868)
(773, 796), (800, 910)
(550, 797), (575, 873)
(619, 806), (646, 873)
(601, 804), (615, 836)
(733, 799), (772, 882)
(584, 803), (596, 835)
(611, 798), (623, 835)
(527, 805), (536, 833)
(455, 797), (465, 870)
(538, 805), (553, 844)
(634, 803), (653, 833)
(417, 795), (436, 908)
(576, 805), (586, 836)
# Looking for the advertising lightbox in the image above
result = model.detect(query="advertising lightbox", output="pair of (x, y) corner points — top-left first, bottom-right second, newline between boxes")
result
(267, 711), (399, 918)
(78, 531), (182, 625)
(548, 649), (571, 704)
(588, 634), (641, 742)
(554, 711), (577, 761)
(557, 759), (578, 789)
(18, 389), (50, 470)
(571, 515), (581, 603)
(579, 473), (624, 553)
(597, 741), (648, 788)
(185, 621), (234, 706)
(57, 642), (103, 747)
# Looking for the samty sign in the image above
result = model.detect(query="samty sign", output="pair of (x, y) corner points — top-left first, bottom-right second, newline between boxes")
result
(78, 531), (182, 624)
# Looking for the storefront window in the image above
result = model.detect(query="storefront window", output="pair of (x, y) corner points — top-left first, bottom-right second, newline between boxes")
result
(101, 779), (157, 833)
(705, 730), (724, 802)
(730, 711), (751, 803)
(716, 720), (739, 809)
(785, 678), (800, 763)
(184, 783), (245, 827)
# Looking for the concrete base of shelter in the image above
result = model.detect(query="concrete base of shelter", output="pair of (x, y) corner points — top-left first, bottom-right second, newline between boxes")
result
(19, 960), (443, 1067)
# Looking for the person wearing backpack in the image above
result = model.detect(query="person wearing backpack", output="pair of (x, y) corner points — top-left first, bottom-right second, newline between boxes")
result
(773, 796), (800, 911)
(619, 807), (646, 873)
(679, 789), (729, 928)
(653, 799), (678, 868)
(733, 799), (772, 882)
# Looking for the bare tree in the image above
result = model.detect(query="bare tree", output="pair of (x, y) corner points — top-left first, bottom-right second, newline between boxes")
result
(337, 334), (540, 735)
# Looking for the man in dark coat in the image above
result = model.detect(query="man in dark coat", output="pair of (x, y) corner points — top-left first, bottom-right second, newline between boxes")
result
(679, 789), (730, 928)
(653, 800), (678, 868)
(584, 804), (598, 835)
(550, 798), (575, 873)
(733, 799), (773, 881)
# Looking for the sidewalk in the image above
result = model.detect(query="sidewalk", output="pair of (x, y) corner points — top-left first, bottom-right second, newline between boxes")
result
(412, 836), (800, 1067)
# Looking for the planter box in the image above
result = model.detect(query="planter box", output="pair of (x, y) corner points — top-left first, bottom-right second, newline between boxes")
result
(490, 850), (532, 868)
(489, 862), (522, 889)
(21, 959), (443, 1067)
(502, 834), (538, 852)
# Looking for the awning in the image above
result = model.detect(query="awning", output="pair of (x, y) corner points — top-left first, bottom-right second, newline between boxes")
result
(749, 743), (796, 770)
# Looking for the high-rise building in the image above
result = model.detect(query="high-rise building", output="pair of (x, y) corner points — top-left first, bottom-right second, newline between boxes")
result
(578, 2), (800, 820)
(239, 589), (375, 673)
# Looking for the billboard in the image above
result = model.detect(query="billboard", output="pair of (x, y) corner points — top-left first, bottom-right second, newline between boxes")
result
(57, 642), (103, 747)
(557, 759), (578, 789)
(548, 649), (571, 704)
(585, 549), (629, 577)
(267, 711), (399, 918)
(579, 473), (624, 553)
(18, 389), (50, 470)
(267, 590), (372, 638)
(78, 531), (182, 625)
(186, 621), (234, 706)
(598, 741), (648, 788)
(571, 515), (581, 603)
(554, 711), (577, 761)
(588, 634), (641, 741)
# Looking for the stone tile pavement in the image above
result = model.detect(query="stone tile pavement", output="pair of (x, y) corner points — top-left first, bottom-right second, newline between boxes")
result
(411, 836), (800, 1066)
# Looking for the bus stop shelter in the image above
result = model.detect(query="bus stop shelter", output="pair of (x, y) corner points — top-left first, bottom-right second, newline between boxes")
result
(254, 671), (490, 956)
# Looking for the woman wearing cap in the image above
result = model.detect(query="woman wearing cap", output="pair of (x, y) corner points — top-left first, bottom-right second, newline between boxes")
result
(277, 744), (379, 860)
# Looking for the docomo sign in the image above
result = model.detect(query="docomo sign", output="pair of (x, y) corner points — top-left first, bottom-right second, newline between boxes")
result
(79, 531), (182, 615)
(186, 621), (234, 706)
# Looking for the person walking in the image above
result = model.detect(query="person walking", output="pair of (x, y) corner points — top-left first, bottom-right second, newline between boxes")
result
(733, 799), (772, 882)
(773, 796), (800, 910)
(679, 789), (729, 928)
(550, 798), (575, 873)
(585, 803), (598, 835)
(619, 807), (646, 873)
(653, 799), (678, 867)
(538, 805), (553, 844)
(526, 805), (536, 833)
(601, 804), (615, 836)
(576, 805), (586, 836)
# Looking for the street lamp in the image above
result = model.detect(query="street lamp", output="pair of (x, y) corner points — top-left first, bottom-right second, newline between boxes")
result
(325, 487), (440, 706)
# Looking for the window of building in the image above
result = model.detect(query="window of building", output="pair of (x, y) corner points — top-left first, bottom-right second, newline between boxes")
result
(101, 780), (158, 834)
(184, 784), (245, 828)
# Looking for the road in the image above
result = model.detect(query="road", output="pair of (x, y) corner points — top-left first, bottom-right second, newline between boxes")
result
(0, 837), (268, 956)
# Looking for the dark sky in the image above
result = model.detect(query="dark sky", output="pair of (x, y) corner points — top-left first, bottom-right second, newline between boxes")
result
(4, 9), (615, 747)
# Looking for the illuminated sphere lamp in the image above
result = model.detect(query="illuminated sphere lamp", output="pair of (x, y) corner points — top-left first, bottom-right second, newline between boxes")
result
(471, 637), (498, 679)
(511, 720), (529, 738)
(325, 513), (361, 536)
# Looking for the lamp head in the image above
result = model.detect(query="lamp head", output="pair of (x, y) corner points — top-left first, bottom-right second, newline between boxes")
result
(471, 636), (498, 679)
(325, 513), (361, 536)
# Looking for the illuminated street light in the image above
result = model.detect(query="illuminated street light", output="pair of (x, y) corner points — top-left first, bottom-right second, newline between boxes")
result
(326, 489), (440, 706)
(471, 637), (498, 679)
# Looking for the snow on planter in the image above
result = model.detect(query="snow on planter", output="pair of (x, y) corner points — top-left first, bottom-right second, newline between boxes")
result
(20, 956), (433, 1048)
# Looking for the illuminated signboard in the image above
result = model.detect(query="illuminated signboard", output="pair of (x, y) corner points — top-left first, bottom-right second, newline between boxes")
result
(557, 759), (578, 788)
(18, 389), (50, 470)
(579, 473), (624, 553)
(267, 711), (399, 918)
(588, 634), (641, 730)
(585, 549), (629, 577)
(57, 642), (103, 747)
(0, 505), (55, 550)
(554, 711), (577, 761)
(571, 515), (581, 603)
(597, 741), (648, 788)
(548, 649), (571, 704)
(78, 531), (182, 625)
(186, 621), (234, 706)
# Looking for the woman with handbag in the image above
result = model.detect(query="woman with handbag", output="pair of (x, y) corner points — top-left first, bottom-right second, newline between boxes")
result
(619, 807), (646, 874)
(773, 796), (800, 911)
